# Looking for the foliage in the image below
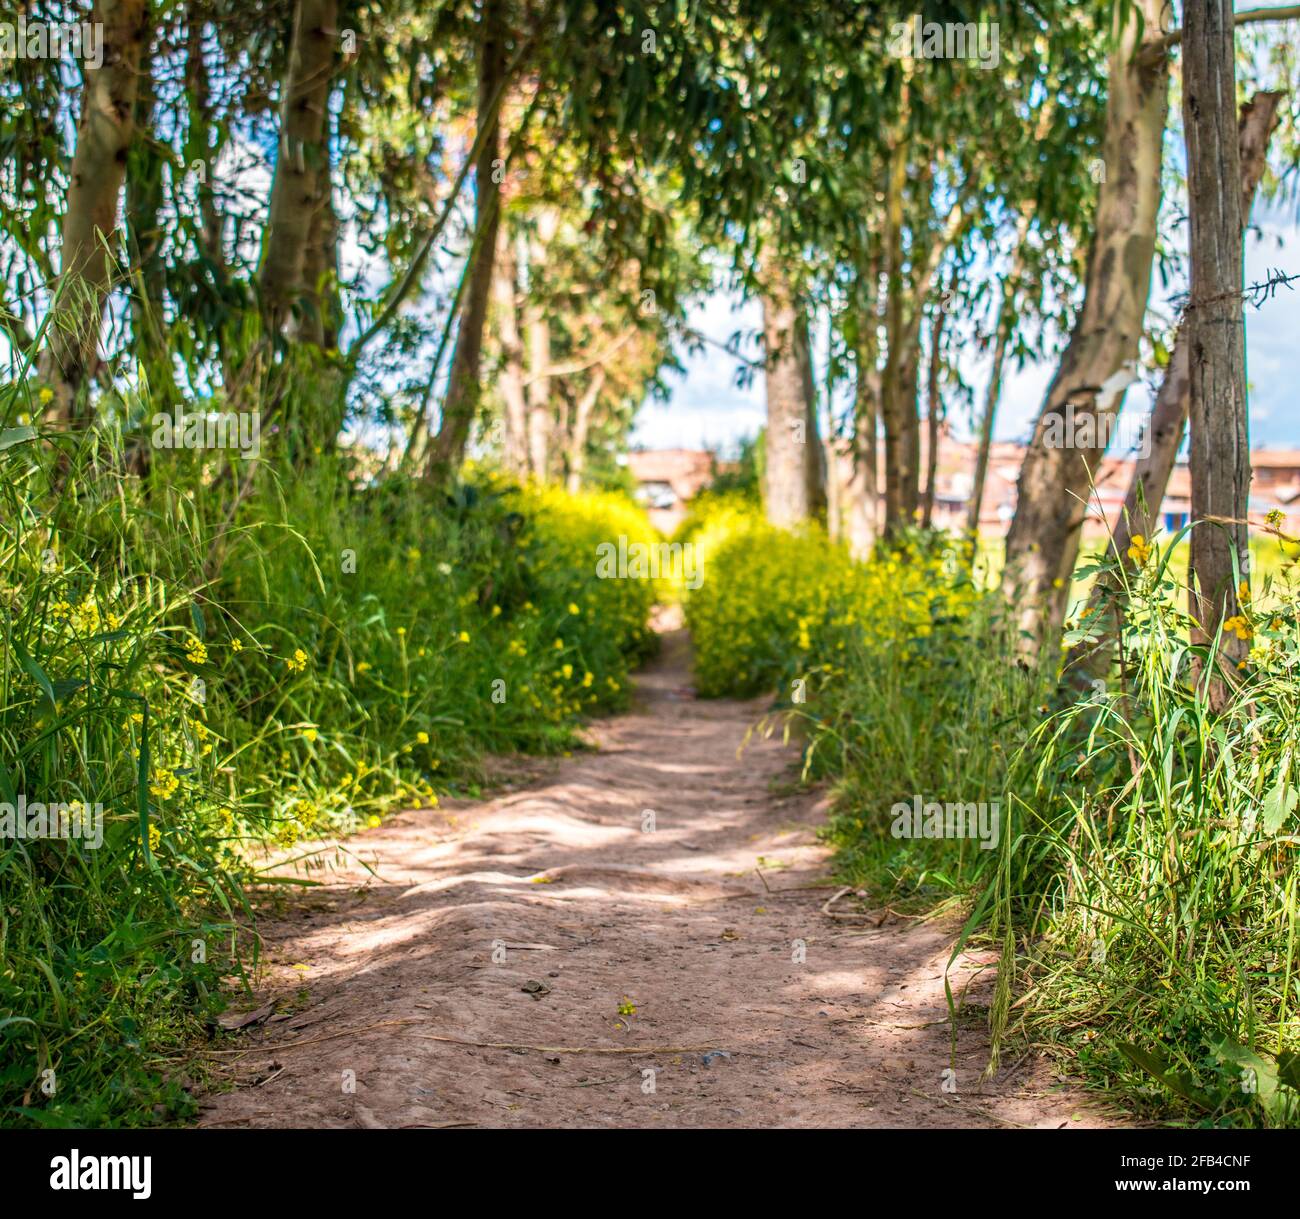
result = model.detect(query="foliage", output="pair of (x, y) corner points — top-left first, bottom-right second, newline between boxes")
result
(0, 407), (658, 1127)
(686, 504), (1300, 1127)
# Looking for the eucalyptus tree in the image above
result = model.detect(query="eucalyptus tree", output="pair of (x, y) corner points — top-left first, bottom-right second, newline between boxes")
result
(40, 0), (148, 424)
(1002, 0), (1300, 653)
(1068, 91), (1283, 680)
(1181, 0), (1251, 697)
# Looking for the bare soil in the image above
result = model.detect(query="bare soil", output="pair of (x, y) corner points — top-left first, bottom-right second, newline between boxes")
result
(199, 626), (1117, 1129)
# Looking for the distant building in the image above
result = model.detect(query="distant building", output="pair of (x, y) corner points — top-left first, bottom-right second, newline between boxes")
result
(627, 448), (724, 533)
(844, 427), (1300, 541)
(630, 436), (1300, 542)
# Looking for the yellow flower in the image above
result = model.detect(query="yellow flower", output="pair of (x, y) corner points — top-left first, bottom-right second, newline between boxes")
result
(302, 728), (318, 743)
(231, 638), (243, 652)
(149, 769), (179, 800)
(148, 824), (161, 852)
(568, 602), (581, 615)
(457, 630), (470, 644)
(1223, 614), (1253, 642)
(561, 663), (573, 680)
(59, 595), (101, 633)
(184, 634), (207, 665)
(582, 671), (594, 688)
(367, 815), (381, 828)
(553, 638), (564, 650)
(396, 626), (406, 637)
(416, 730), (429, 744)
(38, 387), (54, 405)
(1127, 534), (1153, 566)
(357, 660), (372, 673)
(286, 648), (309, 673)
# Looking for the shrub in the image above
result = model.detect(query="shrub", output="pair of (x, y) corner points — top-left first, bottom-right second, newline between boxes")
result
(0, 416), (659, 1126)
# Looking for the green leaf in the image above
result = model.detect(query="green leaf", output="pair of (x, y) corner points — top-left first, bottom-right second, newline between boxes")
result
(1212, 1035), (1280, 1113)
(1260, 776), (1297, 836)
(12, 638), (56, 711)
(1116, 1042), (1214, 1110)
(0, 424), (37, 452)
(137, 700), (154, 868)
(1276, 1050), (1300, 1092)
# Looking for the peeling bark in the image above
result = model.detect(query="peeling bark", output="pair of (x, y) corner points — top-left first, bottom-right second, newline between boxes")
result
(425, 0), (506, 486)
(1068, 91), (1281, 680)
(761, 268), (820, 528)
(1182, 0), (1252, 704)
(259, 0), (338, 337)
(494, 224), (529, 476)
(42, 0), (148, 422)
(1001, 0), (1169, 651)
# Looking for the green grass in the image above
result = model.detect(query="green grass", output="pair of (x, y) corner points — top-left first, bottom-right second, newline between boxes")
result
(0, 392), (660, 1126)
(687, 504), (1300, 1127)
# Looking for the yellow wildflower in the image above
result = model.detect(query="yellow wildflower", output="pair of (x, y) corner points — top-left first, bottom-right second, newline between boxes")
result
(149, 769), (179, 800)
(1127, 534), (1153, 566)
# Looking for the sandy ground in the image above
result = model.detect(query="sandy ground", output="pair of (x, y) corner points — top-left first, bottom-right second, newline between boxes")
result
(198, 627), (1117, 1129)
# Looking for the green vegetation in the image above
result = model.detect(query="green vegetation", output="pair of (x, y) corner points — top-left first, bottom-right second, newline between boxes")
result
(687, 498), (1300, 1127)
(0, 401), (658, 1126)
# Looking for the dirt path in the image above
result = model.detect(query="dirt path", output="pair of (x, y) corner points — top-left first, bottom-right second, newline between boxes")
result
(200, 628), (1115, 1129)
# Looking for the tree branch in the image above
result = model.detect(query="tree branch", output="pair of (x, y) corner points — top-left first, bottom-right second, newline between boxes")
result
(1142, 4), (1300, 63)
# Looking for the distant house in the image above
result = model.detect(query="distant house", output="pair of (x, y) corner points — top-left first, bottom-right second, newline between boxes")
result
(627, 448), (722, 533)
(838, 427), (1300, 541)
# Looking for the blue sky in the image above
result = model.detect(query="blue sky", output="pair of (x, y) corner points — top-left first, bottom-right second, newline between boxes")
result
(634, 187), (1300, 458)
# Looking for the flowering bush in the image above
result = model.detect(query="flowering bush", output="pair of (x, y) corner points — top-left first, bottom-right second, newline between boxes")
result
(0, 433), (659, 1125)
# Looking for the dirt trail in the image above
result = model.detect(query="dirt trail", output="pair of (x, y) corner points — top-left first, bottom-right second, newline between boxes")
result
(200, 627), (1114, 1129)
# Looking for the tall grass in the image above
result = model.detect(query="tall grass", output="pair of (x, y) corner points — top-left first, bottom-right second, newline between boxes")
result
(0, 368), (660, 1126)
(685, 497), (1300, 1126)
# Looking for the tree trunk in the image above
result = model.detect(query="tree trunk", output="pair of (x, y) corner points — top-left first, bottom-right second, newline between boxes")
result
(1182, 0), (1251, 703)
(524, 211), (558, 480)
(967, 300), (1010, 546)
(823, 343), (844, 544)
(845, 258), (882, 560)
(879, 133), (910, 535)
(921, 306), (945, 529)
(424, 0), (506, 486)
(259, 0), (337, 337)
(1067, 91), (1282, 680)
(187, 14), (226, 279)
(846, 350), (881, 560)
(494, 223), (529, 476)
(966, 211), (1034, 550)
(761, 270), (819, 528)
(1001, 0), (1169, 651)
(126, 9), (165, 378)
(565, 366), (606, 494)
(799, 311), (827, 516)
(42, 0), (148, 423)
(301, 153), (342, 350)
